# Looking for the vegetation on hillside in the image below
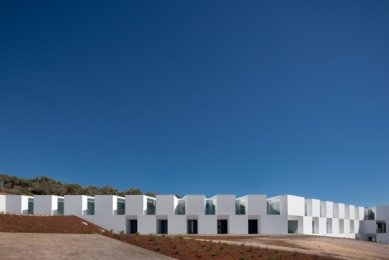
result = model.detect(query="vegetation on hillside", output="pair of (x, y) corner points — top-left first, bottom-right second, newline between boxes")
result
(0, 174), (156, 197)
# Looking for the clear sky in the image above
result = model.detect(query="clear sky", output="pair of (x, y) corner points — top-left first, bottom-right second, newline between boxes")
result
(1, 1), (388, 206)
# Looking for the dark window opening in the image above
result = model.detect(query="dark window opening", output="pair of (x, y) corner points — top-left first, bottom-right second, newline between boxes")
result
(248, 219), (258, 234)
(157, 219), (168, 234)
(128, 219), (138, 234)
(187, 219), (198, 234)
(217, 219), (228, 234)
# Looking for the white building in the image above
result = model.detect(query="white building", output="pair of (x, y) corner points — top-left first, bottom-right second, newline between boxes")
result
(0, 193), (388, 244)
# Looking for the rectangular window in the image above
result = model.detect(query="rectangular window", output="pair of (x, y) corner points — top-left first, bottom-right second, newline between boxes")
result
(217, 219), (228, 234)
(205, 199), (215, 215)
(129, 219), (138, 234)
(27, 198), (34, 215)
(248, 219), (258, 234)
(377, 221), (386, 233)
(326, 218), (332, 234)
(117, 198), (125, 215)
(146, 198), (156, 215)
(288, 220), (298, 234)
(157, 219), (168, 234)
(57, 198), (64, 215)
(175, 199), (185, 215)
(267, 198), (280, 215)
(187, 219), (198, 234)
(235, 200), (246, 215)
(339, 219), (344, 233)
(350, 220), (354, 233)
(87, 198), (95, 215)
(364, 208), (375, 220)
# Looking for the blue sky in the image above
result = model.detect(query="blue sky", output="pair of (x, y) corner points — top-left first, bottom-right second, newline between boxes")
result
(0, 1), (388, 206)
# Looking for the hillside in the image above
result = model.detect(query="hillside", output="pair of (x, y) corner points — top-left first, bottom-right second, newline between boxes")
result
(0, 173), (156, 197)
(0, 214), (103, 233)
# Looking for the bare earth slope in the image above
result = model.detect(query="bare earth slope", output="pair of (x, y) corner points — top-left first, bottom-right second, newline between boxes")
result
(0, 214), (103, 233)
(195, 235), (389, 260)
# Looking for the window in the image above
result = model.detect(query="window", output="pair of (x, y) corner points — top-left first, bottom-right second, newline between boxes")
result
(350, 220), (354, 233)
(157, 219), (168, 234)
(117, 198), (125, 215)
(86, 198), (95, 215)
(288, 220), (298, 234)
(377, 221), (386, 233)
(248, 219), (258, 234)
(235, 199), (246, 215)
(217, 219), (228, 234)
(267, 198), (280, 215)
(27, 198), (34, 215)
(339, 219), (344, 233)
(57, 198), (64, 215)
(175, 199), (185, 215)
(205, 199), (215, 215)
(128, 219), (138, 234)
(364, 208), (375, 220)
(326, 218), (332, 234)
(146, 198), (156, 215)
(187, 219), (198, 234)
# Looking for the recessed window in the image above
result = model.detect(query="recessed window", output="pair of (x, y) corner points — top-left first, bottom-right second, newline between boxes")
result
(377, 221), (386, 233)
(117, 198), (125, 215)
(86, 198), (95, 215)
(267, 198), (280, 215)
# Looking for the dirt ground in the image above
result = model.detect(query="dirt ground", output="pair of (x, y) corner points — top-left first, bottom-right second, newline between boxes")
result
(194, 235), (389, 260)
(0, 233), (175, 260)
(0, 214), (103, 233)
(109, 233), (332, 259)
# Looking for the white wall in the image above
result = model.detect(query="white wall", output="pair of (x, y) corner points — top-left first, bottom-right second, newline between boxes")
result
(215, 195), (235, 215)
(359, 220), (376, 234)
(286, 195), (305, 216)
(82, 215), (126, 233)
(64, 195), (92, 215)
(156, 195), (176, 216)
(306, 199), (320, 217)
(302, 216), (313, 234)
(349, 205), (355, 220)
(245, 195), (267, 215)
(318, 217), (327, 235)
(332, 218), (339, 234)
(229, 215), (248, 234)
(321, 201), (334, 218)
(95, 195), (124, 216)
(356, 206), (364, 221)
(338, 203), (345, 219)
(125, 195), (145, 215)
(138, 215), (156, 234)
(168, 215), (186, 234)
(375, 205), (389, 243)
(334, 203), (339, 218)
(34, 195), (58, 215)
(198, 215), (217, 234)
(185, 195), (205, 216)
(261, 215), (288, 234)
(6, 195), (31, 214)
(0, 195), (6, 213)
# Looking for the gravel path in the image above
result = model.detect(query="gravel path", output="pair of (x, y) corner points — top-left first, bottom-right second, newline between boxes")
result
(0, 233), (175, 260)
(195, 235), (389, 260)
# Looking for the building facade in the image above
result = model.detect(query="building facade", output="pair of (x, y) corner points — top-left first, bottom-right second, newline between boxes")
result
(0, 194), (387, 243)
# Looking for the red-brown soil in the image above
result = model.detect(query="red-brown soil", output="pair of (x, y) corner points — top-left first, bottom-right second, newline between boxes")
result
(107, 233), (334, 260)
(0, 214), (340, 259)
(0, 214), (103, 233)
